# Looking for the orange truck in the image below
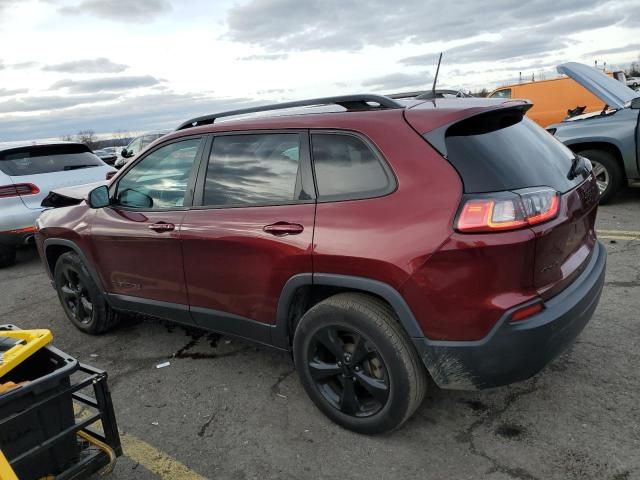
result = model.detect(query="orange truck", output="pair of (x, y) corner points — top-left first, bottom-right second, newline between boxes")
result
(488, 75), (619, 127)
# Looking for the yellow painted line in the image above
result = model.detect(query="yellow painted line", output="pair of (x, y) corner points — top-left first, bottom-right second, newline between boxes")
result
(75, 406), (205, 480)
(599, 235), (640, 241)
(120, 433), (205, 480)
(597, 229), (640, 235)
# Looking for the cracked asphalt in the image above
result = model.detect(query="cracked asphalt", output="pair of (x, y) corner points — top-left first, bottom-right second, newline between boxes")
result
(2, 188), (639, 480)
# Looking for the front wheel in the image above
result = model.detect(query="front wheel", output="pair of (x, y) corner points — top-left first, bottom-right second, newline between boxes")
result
(293, 293), (427, 434)
(54, 252), (121, 334)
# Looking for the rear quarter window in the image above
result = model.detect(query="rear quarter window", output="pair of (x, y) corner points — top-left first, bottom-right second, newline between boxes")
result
(0, 144), (102, 176)
(311, 132), (394, 201)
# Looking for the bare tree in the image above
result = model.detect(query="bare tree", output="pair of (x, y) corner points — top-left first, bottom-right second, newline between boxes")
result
(76, 130), (97, 149)
(60, 133), (73, 142)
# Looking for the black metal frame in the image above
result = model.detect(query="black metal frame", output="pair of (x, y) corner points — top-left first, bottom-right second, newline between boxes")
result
(4, 363), (121, 480)
(176, 94), (404, 131)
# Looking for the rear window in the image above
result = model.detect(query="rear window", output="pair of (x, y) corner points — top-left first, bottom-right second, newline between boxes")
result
(0, 144), (102, 176)
(442, 109), (582, 193)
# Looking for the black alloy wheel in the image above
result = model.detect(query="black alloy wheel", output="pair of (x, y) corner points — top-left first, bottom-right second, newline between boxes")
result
(58, 264), (94, 325)
(54, 251), (121, 334)
(308, 326), (390, 417)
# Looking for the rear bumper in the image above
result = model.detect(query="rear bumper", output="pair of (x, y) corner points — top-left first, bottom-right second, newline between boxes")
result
(414, 240), (607, 390)
(0, 208), (41, 247)
(0, 230), (37, 247)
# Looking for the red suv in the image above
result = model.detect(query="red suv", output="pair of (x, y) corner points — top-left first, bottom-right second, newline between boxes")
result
(36, 95), (606, 433)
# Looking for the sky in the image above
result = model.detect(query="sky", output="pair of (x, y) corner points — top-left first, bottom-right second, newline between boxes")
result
(0, 0), (638, 141)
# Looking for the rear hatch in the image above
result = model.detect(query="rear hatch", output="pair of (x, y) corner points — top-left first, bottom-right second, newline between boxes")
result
(415, 106), (599, 297)
(0, 144), (112, 210)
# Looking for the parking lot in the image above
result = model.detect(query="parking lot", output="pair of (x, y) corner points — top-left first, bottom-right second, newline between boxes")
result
(2, 189), (639, 480)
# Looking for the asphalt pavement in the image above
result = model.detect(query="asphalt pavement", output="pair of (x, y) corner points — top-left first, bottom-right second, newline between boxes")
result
(2, 188), (639, 480)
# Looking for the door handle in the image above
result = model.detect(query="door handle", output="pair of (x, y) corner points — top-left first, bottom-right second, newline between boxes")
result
(148, 222), (175, 233)
(263, 222), (304, 236)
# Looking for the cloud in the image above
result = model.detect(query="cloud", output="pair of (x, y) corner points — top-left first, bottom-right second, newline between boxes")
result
(0, 0), (19, 13)
(400, 32), (572, 67)
(50, 75), (161, 93)
(0, 88), (28, 97)
(584, 42), (640, 57)
(0, 93), (119, 113)
(362, 71), (433, 92)
(256, 88), (293, 94)
(0, 92), (258, 141)
(225, 0), (625, 53)
(57, 0), (171, 21)
(43, 57), (128, 73)
(9, 61), (39, 69)
(237, 53), (289, 61)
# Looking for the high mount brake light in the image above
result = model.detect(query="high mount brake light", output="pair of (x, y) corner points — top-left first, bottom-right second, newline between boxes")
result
(456, 187), (559, 233)
(0, 183), (40, 198)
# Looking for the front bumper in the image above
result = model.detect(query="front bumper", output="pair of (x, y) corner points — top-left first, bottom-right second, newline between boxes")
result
(414, 240), (607, 390)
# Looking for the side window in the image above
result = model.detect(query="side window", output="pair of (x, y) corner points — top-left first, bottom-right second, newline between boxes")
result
(203, 133), (311, 207)
(311, 133), (393, 200)
(115, 138), (200, 209)
(490, 89), (512, 99)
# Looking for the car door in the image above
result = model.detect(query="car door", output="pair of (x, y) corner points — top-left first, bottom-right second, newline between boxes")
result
(181, 131), (316, 342)
(90, 136), (204, 325)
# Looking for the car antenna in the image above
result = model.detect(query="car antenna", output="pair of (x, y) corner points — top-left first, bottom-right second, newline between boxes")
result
(431, 52), (443, 99)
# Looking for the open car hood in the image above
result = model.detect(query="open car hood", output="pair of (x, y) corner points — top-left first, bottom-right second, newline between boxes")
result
(557, 62), (639, 110)
(41, 181), (106, 208)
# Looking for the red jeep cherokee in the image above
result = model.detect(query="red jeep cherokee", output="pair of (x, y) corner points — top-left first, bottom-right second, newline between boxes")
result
(36, 95), (606, 433)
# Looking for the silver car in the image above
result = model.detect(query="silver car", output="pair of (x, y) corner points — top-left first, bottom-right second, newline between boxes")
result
(114, 130), (171, 169)
(548, 62), (640, 203)
(0, 141), (115, 267)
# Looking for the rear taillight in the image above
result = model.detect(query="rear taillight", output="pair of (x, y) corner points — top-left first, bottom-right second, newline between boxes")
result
(0, 183), (40, 198)
(456, 187), (559, 233)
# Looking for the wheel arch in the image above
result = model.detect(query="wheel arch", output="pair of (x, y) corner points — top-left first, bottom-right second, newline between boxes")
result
(43, 239), (106, 293)
(272, 273), (424, 349)
(566, 141), (627, 180)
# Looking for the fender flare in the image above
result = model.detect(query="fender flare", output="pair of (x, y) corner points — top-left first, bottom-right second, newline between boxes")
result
(43, 238), (106, 293)
(271, 273), (424, 349)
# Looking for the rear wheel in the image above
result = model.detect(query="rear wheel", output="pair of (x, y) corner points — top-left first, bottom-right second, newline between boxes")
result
(54, 252), (120, 334)
(580, 149), (624, 204)
(293, 293), (427, 434)
(0, 244), (16, 268)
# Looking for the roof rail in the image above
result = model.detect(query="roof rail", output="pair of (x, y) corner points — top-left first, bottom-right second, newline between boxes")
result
(176, 94), (404, 131)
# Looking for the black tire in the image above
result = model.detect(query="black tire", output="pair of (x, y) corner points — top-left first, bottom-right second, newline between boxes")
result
(54, 252), (121, 334)
(580, 149), (624, 204)
(0, 244), (17, 268)
(293, 293), (427, 434)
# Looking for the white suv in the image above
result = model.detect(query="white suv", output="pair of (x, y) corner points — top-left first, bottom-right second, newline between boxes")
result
(0, 141), (115, 267)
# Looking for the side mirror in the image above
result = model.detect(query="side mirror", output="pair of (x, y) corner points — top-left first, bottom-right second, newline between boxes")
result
(631, 97), (640, 109)
(88, 185), (110, 209)
(121, 148), (130, 158)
